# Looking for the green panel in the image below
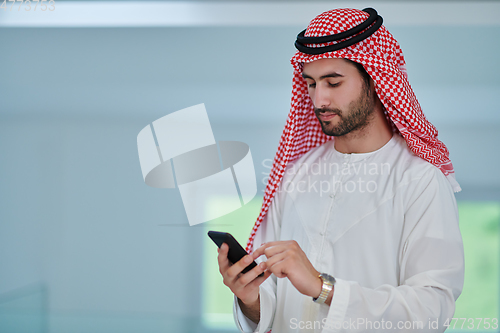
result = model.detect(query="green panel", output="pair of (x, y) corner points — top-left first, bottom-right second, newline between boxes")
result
(448, 202), (500, 332)
(202, 196), (263, 329)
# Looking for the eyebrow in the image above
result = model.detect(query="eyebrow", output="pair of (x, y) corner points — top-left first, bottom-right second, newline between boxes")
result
(302, 72), (344, 80)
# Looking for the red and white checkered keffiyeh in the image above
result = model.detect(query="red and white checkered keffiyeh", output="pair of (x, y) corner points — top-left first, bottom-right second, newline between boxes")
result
(246, 8), (461, 253)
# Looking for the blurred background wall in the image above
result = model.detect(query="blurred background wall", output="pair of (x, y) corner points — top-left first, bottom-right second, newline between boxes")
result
(0, 1), (499, 332)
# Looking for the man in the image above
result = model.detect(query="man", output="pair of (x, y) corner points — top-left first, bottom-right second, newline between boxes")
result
(217, 8), (464, 333)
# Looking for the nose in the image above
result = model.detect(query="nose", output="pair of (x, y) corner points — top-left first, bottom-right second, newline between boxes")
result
(313, 85), (330, 109)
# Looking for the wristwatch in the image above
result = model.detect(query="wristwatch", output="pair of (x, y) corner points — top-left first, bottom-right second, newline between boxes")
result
(313, 273), (336, 304)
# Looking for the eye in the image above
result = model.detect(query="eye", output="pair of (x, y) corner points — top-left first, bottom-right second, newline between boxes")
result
(304, 79), (315, 88)
(328, 82), (340, 88)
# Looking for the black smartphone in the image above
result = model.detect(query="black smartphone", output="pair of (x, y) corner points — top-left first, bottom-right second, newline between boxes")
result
(208, 231), (263, 276)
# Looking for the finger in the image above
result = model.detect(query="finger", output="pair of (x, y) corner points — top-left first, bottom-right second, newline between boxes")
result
(217, 243), (231, 272)
(237, 261), (268, 286)
(262, 252), (288, 278)
(251, 241), (282, 258)
(261, 243), (290, 259)
(245, 269), (272, 290)
(263, 251), (287, 268)
(234, 269), (272, 304)
(267, 260), (288, 278)
(226, 254), (255, 279)
(252, 242), (286, 260)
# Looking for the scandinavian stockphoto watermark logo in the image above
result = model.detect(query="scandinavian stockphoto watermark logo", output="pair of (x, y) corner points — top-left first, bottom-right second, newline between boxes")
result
(137, 104), (257, 226)
(261, 158), (391, 196)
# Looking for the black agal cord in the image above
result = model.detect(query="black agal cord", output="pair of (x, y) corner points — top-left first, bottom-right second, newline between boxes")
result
(295, 8), (383, 55)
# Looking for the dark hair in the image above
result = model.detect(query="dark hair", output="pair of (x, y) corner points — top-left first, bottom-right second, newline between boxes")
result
(344, 59), (371, 88)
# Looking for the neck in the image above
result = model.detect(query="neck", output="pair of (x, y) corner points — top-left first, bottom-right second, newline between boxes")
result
(333, 101), (393, 154)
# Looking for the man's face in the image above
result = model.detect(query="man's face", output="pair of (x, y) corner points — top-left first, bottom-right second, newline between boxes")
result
(302, 58), (375, 137)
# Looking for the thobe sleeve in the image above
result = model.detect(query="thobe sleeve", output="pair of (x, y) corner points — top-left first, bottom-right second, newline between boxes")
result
(233, 187), (284, 333)
(322, 167), (465, 333)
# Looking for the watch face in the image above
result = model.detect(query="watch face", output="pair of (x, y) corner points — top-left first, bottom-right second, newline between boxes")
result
(320, 273), (336, 285)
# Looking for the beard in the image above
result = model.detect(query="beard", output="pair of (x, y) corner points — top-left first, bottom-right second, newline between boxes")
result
(314, 83), (375, 137)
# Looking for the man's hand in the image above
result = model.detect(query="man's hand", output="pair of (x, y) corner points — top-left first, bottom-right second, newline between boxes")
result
(251, 240), (323, 299)
(217, 243), (272, 323)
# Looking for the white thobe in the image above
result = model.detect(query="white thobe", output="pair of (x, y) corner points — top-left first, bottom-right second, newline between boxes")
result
(233, 134), (464, 333)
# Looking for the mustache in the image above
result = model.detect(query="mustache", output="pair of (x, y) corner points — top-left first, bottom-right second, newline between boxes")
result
(314, 108), (342, 116)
